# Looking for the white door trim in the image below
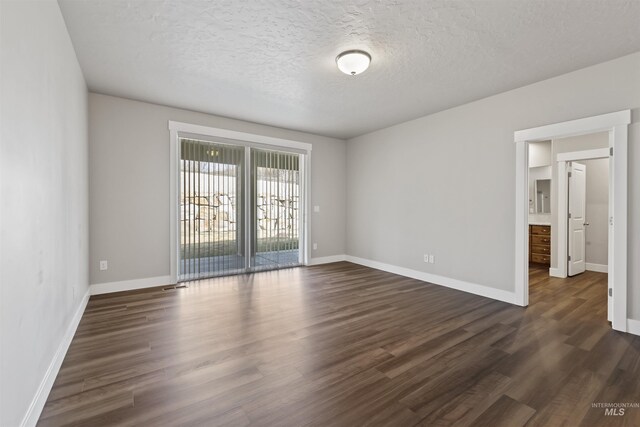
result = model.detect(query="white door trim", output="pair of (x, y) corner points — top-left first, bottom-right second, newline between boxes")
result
(168, 120), (313, 152)
(555, 149), (608, 279)
(557, 147), (609, 162)
(168, 121), (312, 284)
(513, 110), (630, 332)
(514, 110), (630, 142)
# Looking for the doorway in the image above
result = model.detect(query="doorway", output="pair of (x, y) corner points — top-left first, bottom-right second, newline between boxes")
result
(514, 110), (630, 332)
(528, 139), (611, 316)
(556, 147), (610, 278)
(169, 121), (311, 282)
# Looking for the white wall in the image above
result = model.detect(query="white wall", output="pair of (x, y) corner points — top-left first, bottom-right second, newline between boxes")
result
(529, 140), (552, 168)
(346, 52), (640, 319)
(584, 158), (609, 267)
(89, 93), (346, 285)
(550, 132), (608, 269)
(0, 2), (89, 426)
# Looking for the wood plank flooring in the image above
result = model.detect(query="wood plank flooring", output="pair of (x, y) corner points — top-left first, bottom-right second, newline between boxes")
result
(38, 262), (640, 426)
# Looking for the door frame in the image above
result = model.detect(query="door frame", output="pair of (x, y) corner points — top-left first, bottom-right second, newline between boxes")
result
(556, 148), (609, 278)
(513, 110), (630, 332)
(557, 149), (611, 320)
(168, 121), (312, 284)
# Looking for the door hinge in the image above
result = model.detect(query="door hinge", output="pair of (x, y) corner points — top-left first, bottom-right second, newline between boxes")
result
(609, 288), (613, 297)
(610, 147), (613, 156)
(568, 172), (572, 178)
(568, 255), (571, 261)
(568, 212), (572, 219)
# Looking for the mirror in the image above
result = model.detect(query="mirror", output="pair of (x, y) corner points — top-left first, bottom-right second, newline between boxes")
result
(535, 179), (551, 214)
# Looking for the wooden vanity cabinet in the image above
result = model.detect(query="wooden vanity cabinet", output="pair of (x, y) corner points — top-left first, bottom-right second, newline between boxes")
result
(529, 225), (551, 266)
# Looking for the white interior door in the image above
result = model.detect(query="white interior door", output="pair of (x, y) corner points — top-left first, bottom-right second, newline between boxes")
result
(568, 162), (587, 276)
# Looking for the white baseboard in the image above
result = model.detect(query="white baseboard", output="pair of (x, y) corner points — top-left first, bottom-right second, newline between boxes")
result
(627, 319), (640, 336)
(549, 267), (565, 278)
(20, 288), (90, 427)
(586, 263), (608, 273)
(307, 254), (347, 266)
(344, 255), (518, 305)
(90, 275), (171, 295)
(549, 265), (608, 276)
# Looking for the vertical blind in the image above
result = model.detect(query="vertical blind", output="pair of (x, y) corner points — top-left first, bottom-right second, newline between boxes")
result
(179, 138), (301, 281)
(252, 148), (301, 270)
(180, 138), (245, 280)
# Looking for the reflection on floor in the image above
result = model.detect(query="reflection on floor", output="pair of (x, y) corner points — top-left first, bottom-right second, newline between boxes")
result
(529, 265), (609, 322)
(180, 249), (300, 279)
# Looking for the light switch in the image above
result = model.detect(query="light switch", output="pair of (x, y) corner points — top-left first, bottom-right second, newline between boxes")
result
(100, 260), (108, 271)
(313, 205), (320, 213)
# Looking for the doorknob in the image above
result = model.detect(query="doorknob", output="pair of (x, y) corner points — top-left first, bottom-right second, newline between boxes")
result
(583, 222), (590, 226)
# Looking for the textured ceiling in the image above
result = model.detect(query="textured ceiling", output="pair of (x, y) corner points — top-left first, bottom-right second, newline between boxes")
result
(58, 0), (640, 139)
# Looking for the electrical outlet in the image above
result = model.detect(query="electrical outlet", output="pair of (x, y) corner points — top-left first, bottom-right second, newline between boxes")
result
(313, 243), (318, 250)
(99, 260), (108, 271)
(429, 254), (435, 264)
(424, 254), (429, 263)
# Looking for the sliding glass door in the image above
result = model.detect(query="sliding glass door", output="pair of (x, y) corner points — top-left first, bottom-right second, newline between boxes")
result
(178, 137), (303, 281)
(179, 139), (246, 280)
(251, 149), (301, 270)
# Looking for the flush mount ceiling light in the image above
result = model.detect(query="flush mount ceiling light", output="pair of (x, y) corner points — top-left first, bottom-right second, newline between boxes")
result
(336, 50), (371, 76)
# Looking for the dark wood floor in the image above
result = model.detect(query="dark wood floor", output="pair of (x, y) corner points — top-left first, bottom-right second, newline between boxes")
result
(39, 262), (639, 426)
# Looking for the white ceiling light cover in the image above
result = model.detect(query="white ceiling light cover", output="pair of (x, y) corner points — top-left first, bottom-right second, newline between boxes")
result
(336, 50), (371, 76)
